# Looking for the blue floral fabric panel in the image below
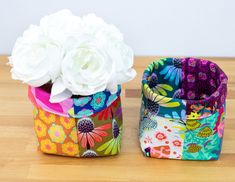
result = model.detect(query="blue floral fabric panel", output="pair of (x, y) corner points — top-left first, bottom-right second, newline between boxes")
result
(154, 58), (182, 97)
(142, 58), (186, 120)
(68, 85), (121, 118)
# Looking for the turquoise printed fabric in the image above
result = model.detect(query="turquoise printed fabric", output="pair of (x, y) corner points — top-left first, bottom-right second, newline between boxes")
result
(142, 58), (186, 120)
(69, 85), (121, 118)
(182, 107), (225, 160)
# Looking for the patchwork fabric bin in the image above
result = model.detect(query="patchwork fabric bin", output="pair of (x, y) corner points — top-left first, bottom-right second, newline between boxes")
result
(28, 85), (123, 157)
(139, 58), (228, 160)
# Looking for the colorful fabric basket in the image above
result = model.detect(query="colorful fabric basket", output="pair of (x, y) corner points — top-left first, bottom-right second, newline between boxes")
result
(139, 58), (228, 160)
(28, 85), (123, 157)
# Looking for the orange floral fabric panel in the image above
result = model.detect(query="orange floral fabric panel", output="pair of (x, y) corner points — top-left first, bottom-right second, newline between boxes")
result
(34, 107), (79, 157)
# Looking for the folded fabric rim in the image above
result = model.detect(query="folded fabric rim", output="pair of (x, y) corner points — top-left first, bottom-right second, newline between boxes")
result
(28, 85), (121, 118)
(142, 58), (228, 120)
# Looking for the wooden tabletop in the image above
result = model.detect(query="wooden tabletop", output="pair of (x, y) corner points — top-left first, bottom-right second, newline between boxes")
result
(0, 56), (235, 182)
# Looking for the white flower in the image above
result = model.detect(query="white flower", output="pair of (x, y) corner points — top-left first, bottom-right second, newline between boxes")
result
(50, 14), (136, 102)
(40, 9), (82, 44)
(50, 39), (114, 102)
(9, 25), (63, 87)
(90, 14), (135, 94)
(9, 10), (136, 103)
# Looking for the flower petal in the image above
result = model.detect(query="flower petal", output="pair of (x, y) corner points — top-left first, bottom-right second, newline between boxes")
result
(95, 123), (111, 130)
(93, 129), (108, 137)
(81, 133), (88, 148)
(106, 81), (118, 94)
(97, 139), (113, 151)
(50, 78), (72, 103)
(104, 140), (115, 155)
(87, 133), (95, 147)
(115, 68), (136, 84)
(89, 132), (102, 142)
(111, 139), (118, 155)
(77, 132), (84, 142)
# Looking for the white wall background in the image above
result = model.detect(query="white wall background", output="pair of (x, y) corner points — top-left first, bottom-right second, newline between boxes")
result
(0, 0), (235, 57)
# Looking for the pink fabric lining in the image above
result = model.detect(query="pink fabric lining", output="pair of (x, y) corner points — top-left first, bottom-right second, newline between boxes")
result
(28, 86), (73, 117)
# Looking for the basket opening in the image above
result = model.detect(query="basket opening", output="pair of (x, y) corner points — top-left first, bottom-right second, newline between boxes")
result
(39, 83), (86, 99)
(145, 58), (227, 102)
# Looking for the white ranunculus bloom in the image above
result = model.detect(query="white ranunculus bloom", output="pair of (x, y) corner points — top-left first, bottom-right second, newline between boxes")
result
(50, 38), (115, 102)
(50, 41), (136, 103)
(9, 9), (136, 103)
(40, 9), (82, 44)
(81, 14), (108, 36)
(80, 14), (136, 87)
(49, 13), (136, 102)
(9, 25), (63, 87)
(94, 23), (136, 94)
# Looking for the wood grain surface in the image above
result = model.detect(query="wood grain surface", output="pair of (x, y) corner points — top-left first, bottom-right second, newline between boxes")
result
(0, 55), (235, 182)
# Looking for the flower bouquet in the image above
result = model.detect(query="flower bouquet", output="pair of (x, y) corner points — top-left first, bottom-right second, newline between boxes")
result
(139, 58), (227, 160)
(9, 10), (136, 157)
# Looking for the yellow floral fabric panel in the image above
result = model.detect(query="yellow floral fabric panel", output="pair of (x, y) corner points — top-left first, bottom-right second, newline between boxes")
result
(34, 107), (79, 157)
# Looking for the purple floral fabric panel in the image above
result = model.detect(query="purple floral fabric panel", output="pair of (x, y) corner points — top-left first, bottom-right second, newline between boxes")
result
(181, 58), (228, 117)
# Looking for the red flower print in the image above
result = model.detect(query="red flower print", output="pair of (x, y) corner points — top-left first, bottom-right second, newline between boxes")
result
(91, 106), (109, 120)
(198, 72), (207, 80)
(201, 59), (208, 65)
(213, 108), (225, 138)
(187, 91), (195, 99)
(220, 94), (225, 103)
(210, 79), (216, 87)
(187, 74), (195, 83)
(188, 58), (196, 67)
(155, 132), (167, 141)
(172, 140), (182, 147)
(151, 145), (170, 159)
(209, 63), (216, 72)
(77, 118), (111, 149)
(144, 136), (152, 144)
(96, 97), (101, 104)
(213, 91), (220, 97)
(93, 97), (120, 120)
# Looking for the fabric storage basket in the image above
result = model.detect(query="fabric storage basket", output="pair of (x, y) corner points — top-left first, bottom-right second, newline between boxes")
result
(28, 85), (123, 157)
(139, 58), (228, 160)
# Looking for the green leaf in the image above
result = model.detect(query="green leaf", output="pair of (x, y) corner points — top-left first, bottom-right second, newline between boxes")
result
(111, 140), (118, 155)
(159, 60), (164, 65)
(158, 84), (173, 91)
(160, 102), (180, 107)
(156, 87), (167, 96)
(154, 59), (165, 69)
(104, 140), (115, 155)
(97, 139), (113, 152)
(157, 97), (172, 104)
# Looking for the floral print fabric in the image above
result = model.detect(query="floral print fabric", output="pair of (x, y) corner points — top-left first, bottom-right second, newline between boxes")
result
(140, 58), (228, 160)
(183, 107), (225, 160)
(142, 58), (186, 120)
(140, 109), (185, 159)
(33, 95), (122, 157)
(181, 58), (228, 118)
(28, 85), (121, 118)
